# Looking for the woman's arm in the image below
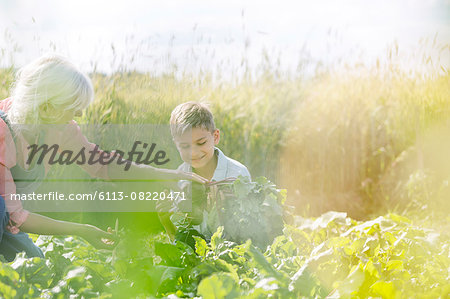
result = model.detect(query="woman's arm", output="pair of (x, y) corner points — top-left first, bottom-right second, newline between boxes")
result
(106, 161), (208, 184)
(1, 163), (116, 249)
(19, 212), (116, 249)
(55, 122), (208, 184)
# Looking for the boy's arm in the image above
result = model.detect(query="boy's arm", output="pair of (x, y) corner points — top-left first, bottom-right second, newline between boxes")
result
(157, 212), (176, 241)
(156, 197), (177, 241)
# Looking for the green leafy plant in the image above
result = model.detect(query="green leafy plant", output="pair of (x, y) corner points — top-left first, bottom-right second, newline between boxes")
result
(206, 176), (286, 249)
(0, 211), (449, 298)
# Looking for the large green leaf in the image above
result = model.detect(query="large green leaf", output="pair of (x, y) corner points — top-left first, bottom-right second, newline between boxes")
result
(197, 272), (240, 299)
(370, 281), (400, 299)
(154, 241), (184, 267)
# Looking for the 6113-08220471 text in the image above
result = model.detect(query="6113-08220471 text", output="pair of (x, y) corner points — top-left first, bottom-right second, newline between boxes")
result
(10, 191), (186, 201)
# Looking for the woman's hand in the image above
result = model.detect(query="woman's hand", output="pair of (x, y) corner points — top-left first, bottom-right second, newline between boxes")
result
(80, 224), (118, 249)
(106, 159), (209, 184)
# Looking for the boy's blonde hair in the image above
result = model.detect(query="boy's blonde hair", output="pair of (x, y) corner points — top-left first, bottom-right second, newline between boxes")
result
(170, 101), (216, 137)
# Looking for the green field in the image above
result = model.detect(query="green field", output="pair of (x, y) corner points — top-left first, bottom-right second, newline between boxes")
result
(0, 42), (449, 297)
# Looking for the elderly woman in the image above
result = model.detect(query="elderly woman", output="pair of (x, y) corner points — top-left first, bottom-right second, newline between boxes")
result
(0, 54), (206, 261)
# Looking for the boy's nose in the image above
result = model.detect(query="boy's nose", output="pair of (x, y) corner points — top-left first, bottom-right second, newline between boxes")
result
(191, 147), (202, 158)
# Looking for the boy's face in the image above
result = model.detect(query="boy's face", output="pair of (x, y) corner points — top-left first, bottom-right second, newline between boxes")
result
(174, 127), (220, 169)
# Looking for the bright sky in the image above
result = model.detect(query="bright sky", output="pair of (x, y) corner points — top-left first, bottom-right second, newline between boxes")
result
(0, 0), (448, 75)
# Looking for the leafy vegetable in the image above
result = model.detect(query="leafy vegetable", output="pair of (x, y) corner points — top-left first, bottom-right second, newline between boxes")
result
(0, 192), (449, 298)
(206, 176), (286, 249)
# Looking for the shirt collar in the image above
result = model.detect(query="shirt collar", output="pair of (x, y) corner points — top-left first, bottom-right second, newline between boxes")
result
(211, 147), (227, 181)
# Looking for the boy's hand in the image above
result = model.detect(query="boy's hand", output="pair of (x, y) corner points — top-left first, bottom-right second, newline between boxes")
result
(188, 206), (204, 225)
(177, 171), (209, 184)
(156, 190), (175, 215)
(156, 192), (177, 241)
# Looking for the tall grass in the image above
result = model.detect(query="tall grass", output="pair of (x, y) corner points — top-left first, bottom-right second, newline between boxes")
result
(280, 67), (450, 219)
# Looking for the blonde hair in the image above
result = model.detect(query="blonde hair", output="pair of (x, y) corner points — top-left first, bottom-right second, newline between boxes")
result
(170, 101), (216, 137)
(8, 54), (94, 129)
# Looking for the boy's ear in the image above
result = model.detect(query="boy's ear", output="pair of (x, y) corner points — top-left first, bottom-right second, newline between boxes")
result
(213, 129), (220, 145)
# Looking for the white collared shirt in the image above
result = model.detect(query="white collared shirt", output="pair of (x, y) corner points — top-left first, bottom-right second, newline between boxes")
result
(177, 147), (251, 181)
(177, 147), (251, 239)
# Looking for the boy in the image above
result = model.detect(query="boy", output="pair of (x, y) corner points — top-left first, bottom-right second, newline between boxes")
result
(158, 101), (250, 241)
